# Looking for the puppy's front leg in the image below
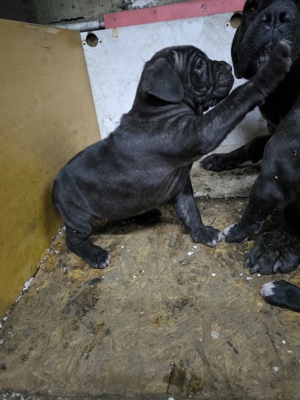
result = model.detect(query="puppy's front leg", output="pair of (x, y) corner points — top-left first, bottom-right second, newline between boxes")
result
(171, 177), (222, 247)
(224, 174), (279, 243)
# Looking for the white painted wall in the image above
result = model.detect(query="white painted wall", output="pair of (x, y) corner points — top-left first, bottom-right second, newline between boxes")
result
(81, 13), (267, 153)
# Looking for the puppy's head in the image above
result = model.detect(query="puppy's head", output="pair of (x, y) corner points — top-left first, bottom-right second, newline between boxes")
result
(139, 45), (234, 115)
(232, 0), (300, 79)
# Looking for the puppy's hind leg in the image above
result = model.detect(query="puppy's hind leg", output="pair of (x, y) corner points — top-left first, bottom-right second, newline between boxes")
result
(65, 223), (110, 269)
(171, 177), (222, 247)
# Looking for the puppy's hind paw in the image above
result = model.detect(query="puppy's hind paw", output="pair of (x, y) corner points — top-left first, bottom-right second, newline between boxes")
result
(88, 249), (111, 269)
(74, 242), (111, 269)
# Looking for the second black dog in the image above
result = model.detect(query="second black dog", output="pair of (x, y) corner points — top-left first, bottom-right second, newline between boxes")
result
(52, 44), (291, 268)
(202, 0), (300, 276)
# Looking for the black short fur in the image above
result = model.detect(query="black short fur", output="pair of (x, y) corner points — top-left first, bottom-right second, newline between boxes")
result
(202, 0), (300, 276)
(52, 44), (291, 268)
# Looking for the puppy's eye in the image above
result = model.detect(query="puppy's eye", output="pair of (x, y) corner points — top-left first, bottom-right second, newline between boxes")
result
(196, 60), (203, 70)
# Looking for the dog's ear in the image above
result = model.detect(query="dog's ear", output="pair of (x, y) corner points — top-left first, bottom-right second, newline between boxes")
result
(141, 57), (184, 103)
(231, 28), (239, 71)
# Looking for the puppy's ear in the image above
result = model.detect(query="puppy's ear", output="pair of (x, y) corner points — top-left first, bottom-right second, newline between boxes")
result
(141, 57), (184, 103)
(231, 28), (239, 70)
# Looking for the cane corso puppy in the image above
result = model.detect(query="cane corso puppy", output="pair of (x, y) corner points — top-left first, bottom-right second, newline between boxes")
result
(201, 1), (300, 309)
(52, 44), (291, 269)
(226, 1), (300, 268)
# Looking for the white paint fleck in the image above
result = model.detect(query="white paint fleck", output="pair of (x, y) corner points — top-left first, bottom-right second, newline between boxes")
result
(282, 340), (286, 345)
(246, 277), (252, 280)
(193, 246), (198, 249)
(133, 275), (136, 279)
(23, 278), (33, 291)
(273, 366), (279, 372)
(211, 273), (216, 277)
(187, 252), (194, 256)
(257, 274), (261, 277)
(239, 273), (243, 276)
(211, 330), (220, 340)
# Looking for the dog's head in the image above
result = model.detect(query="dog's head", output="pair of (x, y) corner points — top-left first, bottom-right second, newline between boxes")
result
(232, 0), (300, 79)
(137, 46), (234, 115)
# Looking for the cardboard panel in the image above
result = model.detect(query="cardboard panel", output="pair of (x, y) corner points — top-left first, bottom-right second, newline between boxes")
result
(0, 19), (100, 319)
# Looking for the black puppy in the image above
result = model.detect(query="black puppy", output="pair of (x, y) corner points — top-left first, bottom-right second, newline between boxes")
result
(52, 44), (291, 269)
(202, 0), (300, 172)
(201, 1), (300, 274)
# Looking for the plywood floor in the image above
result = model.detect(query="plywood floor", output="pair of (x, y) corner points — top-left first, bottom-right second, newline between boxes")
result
(0, 198), (300, 400)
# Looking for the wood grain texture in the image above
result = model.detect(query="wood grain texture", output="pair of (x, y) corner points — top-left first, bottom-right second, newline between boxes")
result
(0, 200), (299, 399)
(0, 19), (100, 318)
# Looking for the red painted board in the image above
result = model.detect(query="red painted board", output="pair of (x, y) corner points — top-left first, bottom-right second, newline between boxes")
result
(104, 0), (245, 29)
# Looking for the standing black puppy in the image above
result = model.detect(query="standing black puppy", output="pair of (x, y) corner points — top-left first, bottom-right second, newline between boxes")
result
(201, 1), (300, 309)
(207, 1), (300, 271)
(52, 44), (291, 269)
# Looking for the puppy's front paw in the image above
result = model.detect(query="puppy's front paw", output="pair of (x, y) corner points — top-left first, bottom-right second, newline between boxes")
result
(244, 228), (300, 274)
(201, 153), (240, 172)
(201, 153), (225, 171)
(192, 225), (223, 248)
(224, 224), (249, 243)
(255, 41), (292, 94)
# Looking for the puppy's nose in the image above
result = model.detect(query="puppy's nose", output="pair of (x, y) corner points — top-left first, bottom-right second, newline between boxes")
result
(260, 5), (295, 26)
(219, 61), (232, 72)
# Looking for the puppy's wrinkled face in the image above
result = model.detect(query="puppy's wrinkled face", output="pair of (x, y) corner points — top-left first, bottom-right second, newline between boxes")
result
(140, 46), (234, 115)
(170, 47), (234, 113)
(232, 0), (300, 79)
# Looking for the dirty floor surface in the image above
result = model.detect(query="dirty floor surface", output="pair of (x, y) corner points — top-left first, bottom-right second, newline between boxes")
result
(0, 198), (300, 400)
